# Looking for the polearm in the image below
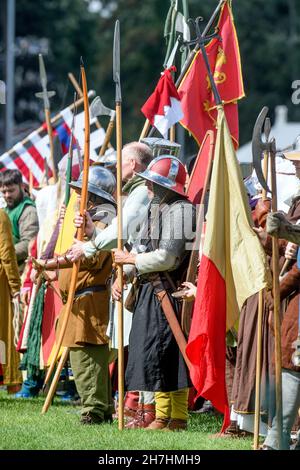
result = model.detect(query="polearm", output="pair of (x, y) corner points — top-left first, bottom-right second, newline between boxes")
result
(3, 90), (94, 162)
(42, 59), (90, 392)
(40, 95), (78, 414)
(252, 117), (270, 450)
(143, 0), (225, 138)
(90, 96), (116, 158)
(68, 72), (114, 152)
(35, 54), (57, 183)
(65, 92), (77, 206)
(252, 107), (283, 449)
(113, 19), (124, 431)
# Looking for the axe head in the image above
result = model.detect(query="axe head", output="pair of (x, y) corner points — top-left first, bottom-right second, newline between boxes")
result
(90, 96), (115, 120)
(252, 106), (272, 194)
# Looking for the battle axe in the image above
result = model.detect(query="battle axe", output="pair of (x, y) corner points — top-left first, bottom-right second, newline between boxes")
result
(252, 106), (283, 449)
(90, 96), (116, 157)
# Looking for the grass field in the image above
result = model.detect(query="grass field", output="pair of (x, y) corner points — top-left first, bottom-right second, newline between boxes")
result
(0, 391), (253, 450)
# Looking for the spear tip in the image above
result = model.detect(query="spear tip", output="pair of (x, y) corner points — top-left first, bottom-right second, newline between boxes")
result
(80, 56), (84, 67)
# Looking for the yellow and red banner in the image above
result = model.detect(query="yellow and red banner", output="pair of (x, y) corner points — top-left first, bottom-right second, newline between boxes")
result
(186, 106), (270, 431)
(178, 1), (244, 148)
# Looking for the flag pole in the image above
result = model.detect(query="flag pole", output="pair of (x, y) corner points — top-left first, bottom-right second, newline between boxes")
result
(113, 20), (125, 431)
(68, 72), (114, 155)
(175, 0), (226, 88)
(252, 108), (283, 450)
(142, 0), (225, 139)
(253, 148), (269, 450)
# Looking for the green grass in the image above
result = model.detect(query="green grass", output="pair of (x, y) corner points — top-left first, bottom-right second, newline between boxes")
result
(0, 391), (252, 450)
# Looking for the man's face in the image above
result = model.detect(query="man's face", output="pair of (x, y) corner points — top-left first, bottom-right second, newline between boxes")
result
(145, 180), (154, 200)
(2, 184), (23, 209)
(121, 149), (136, 182)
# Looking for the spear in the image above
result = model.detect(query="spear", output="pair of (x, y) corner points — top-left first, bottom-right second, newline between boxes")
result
(35, 54), (57, 183)
(65, 92), (77, 206)
(42, 58), (90, 393)
(113, 19), (124, 431)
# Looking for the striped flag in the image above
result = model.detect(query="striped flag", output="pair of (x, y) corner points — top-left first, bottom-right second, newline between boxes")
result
(0, 106), (106, 187)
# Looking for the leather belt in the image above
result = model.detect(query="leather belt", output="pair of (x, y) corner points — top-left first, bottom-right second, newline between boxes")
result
(74, 285), (107, 299)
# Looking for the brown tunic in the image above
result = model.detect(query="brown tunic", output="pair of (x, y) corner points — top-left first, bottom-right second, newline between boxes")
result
(232, 196), (300, 419)
(0, 209), (22, 385)
(57, 248), (112, 348)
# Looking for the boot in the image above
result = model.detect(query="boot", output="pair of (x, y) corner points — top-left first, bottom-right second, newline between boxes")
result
(165, 418), (187, 431)
(124, 391), (139, 420)
(146, 417), (169, 430)
(126, 404), (155, 429)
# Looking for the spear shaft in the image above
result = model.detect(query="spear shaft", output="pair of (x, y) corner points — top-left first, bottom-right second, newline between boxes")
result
(42, 60), (90, 391)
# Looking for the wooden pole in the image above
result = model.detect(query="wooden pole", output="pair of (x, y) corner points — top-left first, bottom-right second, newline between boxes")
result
(139, 0), (226, 139)
(270, 149), (283, 450)
(68, 72), (113, 150)
(170, 126), (176, 143)
(116, 101), (124, 430)
(139, 119), (150, 141)
(42, 62), (90, 391)
(42, 347), (69, 414)
(253, 152), (268, 450)
(99, 120), (115, 157)
(182, 131), (214, 335)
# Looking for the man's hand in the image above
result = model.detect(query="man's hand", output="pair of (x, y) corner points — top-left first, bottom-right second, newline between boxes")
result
(21, 288), (31, 306)
(253, 226), (267, 244)
(284, 242), (298, 260)
(112, 249), (136, 266)
(111, 278), (122, 301)
(58, 204), (66, 229)
(181, 281), (197, 301)
(30, 267), (40, 284)
(68, 239), (86, 263)
(73, 210), (95, 238)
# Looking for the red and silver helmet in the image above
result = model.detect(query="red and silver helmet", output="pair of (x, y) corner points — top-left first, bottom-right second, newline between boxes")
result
(137, 155), (187, 197)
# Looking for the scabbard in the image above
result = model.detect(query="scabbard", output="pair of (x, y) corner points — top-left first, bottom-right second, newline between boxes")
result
(150, 274), (192, 371)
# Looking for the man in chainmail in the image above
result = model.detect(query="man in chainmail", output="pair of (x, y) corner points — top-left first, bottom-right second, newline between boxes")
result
(112, 155), (196, 431)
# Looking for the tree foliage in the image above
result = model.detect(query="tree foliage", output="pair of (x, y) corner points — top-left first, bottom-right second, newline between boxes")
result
(2, 0), (300, 149)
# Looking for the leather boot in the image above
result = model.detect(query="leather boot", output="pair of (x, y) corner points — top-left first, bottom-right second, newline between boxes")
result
(146, 417), (169, 430)
(164, 418), (187, 431)
(126, 404), (155, 429)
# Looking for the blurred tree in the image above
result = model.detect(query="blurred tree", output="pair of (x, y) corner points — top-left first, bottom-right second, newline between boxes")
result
(2, 0), (300, 148)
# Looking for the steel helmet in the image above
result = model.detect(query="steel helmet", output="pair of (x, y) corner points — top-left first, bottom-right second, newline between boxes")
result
(140, 137), (181, 158)
(137, 155), (187, 197)
(69, 165), (116, 204)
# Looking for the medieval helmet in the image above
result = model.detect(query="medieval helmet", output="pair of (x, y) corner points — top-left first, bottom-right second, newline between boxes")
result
(140, 137), (181, 158)
(69, 165), (116, 204)
(283, 135), (300, 161)
(137, 155), (187, 197)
